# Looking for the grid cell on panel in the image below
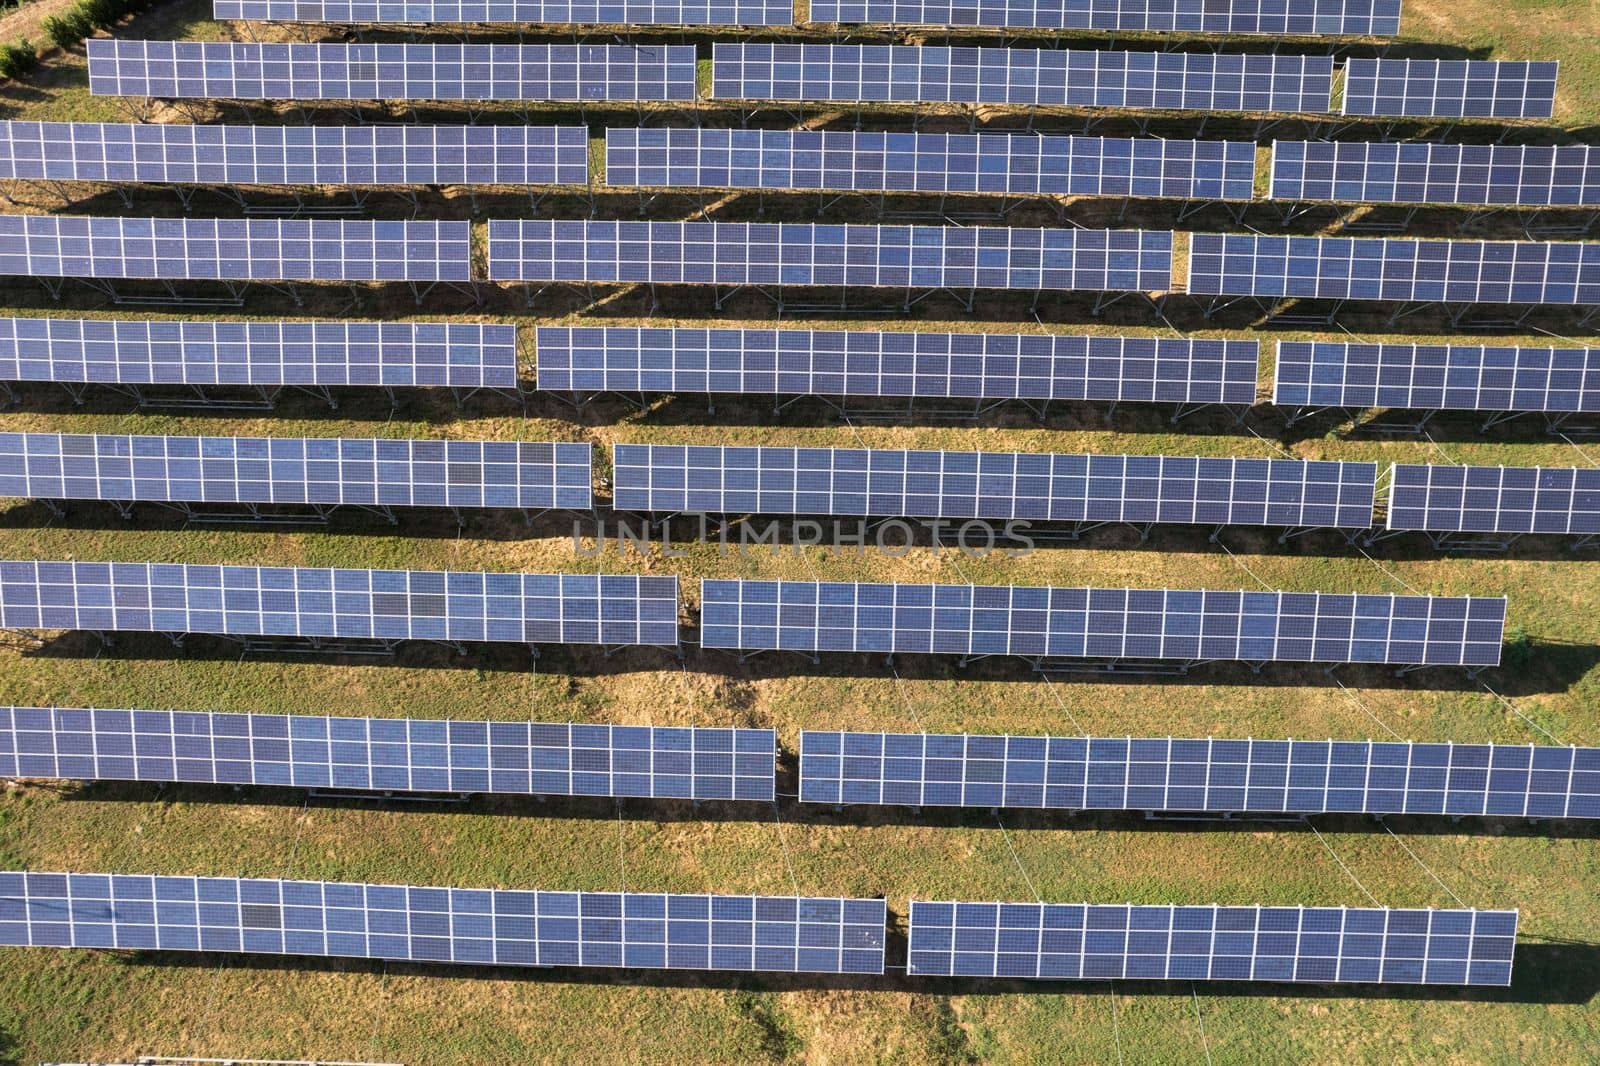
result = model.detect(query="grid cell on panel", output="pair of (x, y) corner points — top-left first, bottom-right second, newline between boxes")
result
(213, 0), (795, 24)
(807, 0), (1403, 35)
(0, 873), (886, 974)
(1271, 342), (1600, 413)
(535, 327), (1259, 406)
(1268, 142), (1600, 209)
(1342, 59), (1559, 120)
(1386, 463), (1600, 536)
(906, 901), (1517, 985)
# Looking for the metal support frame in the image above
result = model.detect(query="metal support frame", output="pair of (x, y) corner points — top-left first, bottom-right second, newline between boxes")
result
(235, 635), (404, 657)
(1026, 656), (1211, 676)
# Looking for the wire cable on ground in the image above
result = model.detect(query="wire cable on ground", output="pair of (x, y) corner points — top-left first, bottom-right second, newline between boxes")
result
(1307, 820), (1381, 907)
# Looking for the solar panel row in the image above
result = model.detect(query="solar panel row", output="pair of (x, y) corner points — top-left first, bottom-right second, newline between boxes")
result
(1342, 59), (1559, 120)
(0, 562), (681, 647)
(0, 873), (887, 974)
(1272, 342), (1600, 413)
(1387, 463), (1600, 536)
(214, 0), (795, 23)
(799, 731), (1600, 819)
(808, 0), (1403, 35)
(0, 707), (775, 802)
(1270, 141), (1600, 209)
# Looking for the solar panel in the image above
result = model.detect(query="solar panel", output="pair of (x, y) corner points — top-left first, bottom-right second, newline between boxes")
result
(214, 0), (794, 23)
(536, 328), (1259, 406)
(1269, 141), (1600, 208)
(906, 901), (1517, 986)
(612, 446), (1377, 531)
(0, 122), (589, 188)
(1387, 463), (1600, 536)
(808, 0), (1403, 35)
(1186, 234), (1600, 307)
(1342, 59), (1558, 120)
(0, 433), (594, 512)
(604, 129), (1258, 202)
(698, 581), (1506, 667)
(0, 318), (518, 391)
(0, 562), (680, 647)
(0, 872), (887, 974)
(710, 45), (1335, 114)
(1272, 341), (1600, 413)
(488, 221), (1174, 292)
(800, 731), (1600, 819)
(0, 707), (775, 802)
(86, 40), (698, 102)
(0, 216), (472, 283)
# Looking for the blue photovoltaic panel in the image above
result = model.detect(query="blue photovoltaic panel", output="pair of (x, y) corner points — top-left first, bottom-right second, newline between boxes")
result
(1342, 59), (1558, 120)
(906, 901), (1517, 986)
(808, 0), (1402, 35)
(0, 122), (589, 187)
(710, 45), (1335, 113)
(0, 872), (886, 974)
(0, 707), (774, 802)
(1387, 463), (1600, 536)
(0, 433), (593, 512)
(612, 445), (1376, 531)
(799, 731), (1600, 819)
(488, 221), (1173, 292)
(87, 41), (698, 102)
(604, 129), (1257, 202)
(698, 580), (1506, 666)
(1271, 342), (1600, 413)
(536, 328), (1259, 406)
(0, 318), (518, 391)
(0, 562), (680, 647)
(214, 0), (794, 23)
(1186, 234), (1600, 307)
(0, 216), (472, 283)
(1269, 141), (1600, 208)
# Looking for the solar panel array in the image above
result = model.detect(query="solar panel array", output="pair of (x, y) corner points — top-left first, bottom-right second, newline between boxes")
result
(86, 41), (699, 102)
(698, 580), (1507, 666)
(807, 0), (1404, 35)
(799, 731), (1600, 819)
(0, 318), (518, 392)
(0, 562), (680, 647)
(906, 902), (1518, 985)
(489, 221), (1174, 292)
(1342, 59), (1559, 120)
(1272, 342), (1600, 413)
(0, 121), (589, 188)
(0, 707), (775, 802)
(612, 446), (1377, 530)
(0, 216), (472, 283)
(1186, 234), (1600, 307)
(0, 433), (594, 512)
(604, 129), (1258, 202)
(0, 872), (887, 974)
(710, 45), (1335, 113)
(1387, 464), (1600, 537)
(535, 328), (1260, 406)
(213, 0), (795, 24)
(1269, 141), (1600, 208)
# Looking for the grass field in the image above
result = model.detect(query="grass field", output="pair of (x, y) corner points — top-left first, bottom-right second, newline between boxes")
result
(2, 0), (1600, 1062)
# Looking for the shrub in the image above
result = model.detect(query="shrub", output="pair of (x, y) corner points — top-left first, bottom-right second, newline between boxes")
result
(0, 39), (36, 81)
(80, 0), (122, 26)
(43, 10), (94, 49)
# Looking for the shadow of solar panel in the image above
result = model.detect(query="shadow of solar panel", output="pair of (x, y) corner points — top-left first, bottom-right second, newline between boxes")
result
(0, 216), (472, 282)
(1387, 463), (1600, 536)
(710, 44), (1334, 113)
(604, 129), (1257, 201)
(86, 40), (698, 102)
(1269, 141), (1600, 208)
(0, 707), (776, 801)
(0, 872), (886, 974)
(535, 327), (1258, 405)
(489, 221), (1173, 291)
(213, 0), (794, 23)
(0, 318), (518, 390)
(0, 122), (589, 187)
(0, 562), (680, 647)
(1342, 59), (1559, 120)
(807, 0), (1402, 34)
(1272, 341), (1600, 412)
(799, 730), (1600, 819)
(611, 445), (1376, 530)
(0, 433), (593, 512)
(1186, 234), (1600, 306)
(906, 901), (1517, 985)
(697, 580), (1506, 666)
